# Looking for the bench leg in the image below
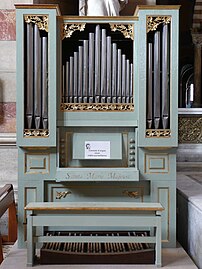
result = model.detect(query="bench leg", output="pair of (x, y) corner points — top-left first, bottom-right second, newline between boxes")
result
(27, 213), (35, 267)
(155, 216), (162, 267)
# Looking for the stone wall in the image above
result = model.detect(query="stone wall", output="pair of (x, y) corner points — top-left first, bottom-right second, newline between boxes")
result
(0, 0), (33, 236)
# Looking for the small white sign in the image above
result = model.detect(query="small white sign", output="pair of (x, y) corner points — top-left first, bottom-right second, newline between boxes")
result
(85, 141), (110, 159)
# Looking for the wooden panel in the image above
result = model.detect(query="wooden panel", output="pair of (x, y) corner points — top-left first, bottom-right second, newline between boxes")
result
(25, 153), (50, 174)
(44, 182), (150, 203)
(145, 153), (169, 174)
(158, 187), (169, 242)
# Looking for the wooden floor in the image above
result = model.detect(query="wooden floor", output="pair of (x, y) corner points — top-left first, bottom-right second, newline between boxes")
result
(0, 242), (197, 269)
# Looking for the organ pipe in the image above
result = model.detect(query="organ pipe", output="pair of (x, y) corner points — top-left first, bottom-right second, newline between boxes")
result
(95, 25), (101, 102)
(65, 61), (69, 102)
(34, 24), (42, 129)
(153, 31), (160, 129)
(147, 43), (153, 129)
(62, 25), (133, 105)
(73, 51), (78, 103)
(112, 43), (117, 103)
(101, 29), (107, 102)
(106, 36), (112, 103)
(41, 36), (48, 129)
(146, 24), (171, 130)
(25, 23), (49, 130)
(117, 49), (122, 103)
(26, 22), (34, 129)
(78, 46), (83, 102)
(162, 23), (169, 129)
(89, 33), (94, 102)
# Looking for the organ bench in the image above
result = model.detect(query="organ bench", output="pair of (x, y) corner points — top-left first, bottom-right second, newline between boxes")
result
(25, 202), (164, 267)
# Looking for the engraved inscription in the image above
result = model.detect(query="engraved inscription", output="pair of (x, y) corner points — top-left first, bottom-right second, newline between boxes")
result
(65, 172), (131, 180)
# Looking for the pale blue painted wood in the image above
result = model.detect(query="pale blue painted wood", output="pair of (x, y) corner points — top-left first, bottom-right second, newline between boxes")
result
(16, 5), (179, 251)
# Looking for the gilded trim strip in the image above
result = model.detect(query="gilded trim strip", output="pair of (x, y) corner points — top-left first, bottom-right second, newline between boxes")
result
(145, 129), (171, 138)
(24, 15), (49, 32)
(62, 23), (86, 40)
(110, 24), (134, 40)
(60, 103), (134, 112)
(147, 16), (171, 33)
(24, 129), (49, 137)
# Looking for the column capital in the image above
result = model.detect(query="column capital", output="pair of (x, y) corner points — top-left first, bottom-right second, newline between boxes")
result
(191, 31), (202, 47)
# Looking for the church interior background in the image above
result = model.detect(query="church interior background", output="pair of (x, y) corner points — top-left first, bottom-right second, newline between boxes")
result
(0, 0), (202, 268)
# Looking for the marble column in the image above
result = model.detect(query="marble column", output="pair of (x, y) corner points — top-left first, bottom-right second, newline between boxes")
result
(191, 32), (202, 106)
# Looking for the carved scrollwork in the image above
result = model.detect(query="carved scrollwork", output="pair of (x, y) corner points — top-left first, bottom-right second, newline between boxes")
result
(56, 191), (72, 199)
(147, 16), (171, 33)
(60, 103), (134, 112)
(123, 190), (139, 198)
(110, 24), (134, 40)
(24, 15), (49, 32)
(145, 129), (171, 138)
(62, 23), (86, 39)
(24, 129), (49, 137)
(178, 117), (202, 144)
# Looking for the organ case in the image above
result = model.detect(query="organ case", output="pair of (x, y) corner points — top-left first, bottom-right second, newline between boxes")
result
(15, 4), (180, 256)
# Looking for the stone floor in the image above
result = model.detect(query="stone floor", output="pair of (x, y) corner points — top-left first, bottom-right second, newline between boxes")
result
(0, 242), (198, 269)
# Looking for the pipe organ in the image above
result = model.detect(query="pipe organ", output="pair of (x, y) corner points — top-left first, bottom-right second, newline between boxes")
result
(15, 3), (180, 264)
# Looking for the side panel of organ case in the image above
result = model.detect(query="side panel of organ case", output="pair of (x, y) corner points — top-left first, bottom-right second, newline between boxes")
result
(15, 5), (60, 147)
(136, 6), (180, 147)
(15, 4), (179, 250)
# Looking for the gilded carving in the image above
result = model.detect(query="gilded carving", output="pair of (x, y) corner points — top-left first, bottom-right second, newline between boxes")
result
(60, 103), (134, 112)
(147, 16), (171, 33)
(24, 15), (49, 32)
(178, 117), (202, 143)
(123, 190), (139, 198)
(146, 129), (171, 138)
(56, 191), (71, 199)
(110, 24), (134, 40)
(62, 23), (86, 39)
(24, 129), (49, 137)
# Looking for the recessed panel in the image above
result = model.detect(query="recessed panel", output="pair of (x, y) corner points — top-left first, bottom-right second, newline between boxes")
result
(25, 153), (50, 174)
(145, 153), (169, 174)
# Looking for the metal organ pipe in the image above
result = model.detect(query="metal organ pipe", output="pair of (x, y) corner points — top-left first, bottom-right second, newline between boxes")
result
(73, 51), (78, 103)
(117, 49), (122, 103)
(78, 46), (83, 103)
(153, 31), (161, 129)
(62, 25), (133, 105)
(89, 33), (94, 103)
(69, 56), (74, 103)
(26, 22), (34, 129)
(101, 29), (107, 103)
(147, 24), (170, 130)
(41, 36), (48, 129)
(95, 25), (101, 103)
(25, 23), (49, 130)
(147, 43), (153, 129)
(112, 43), (117, 103)
(121, 54), (126, 103)
(65, 61), (69, 103)
(106, 36), (112, 103)
(83, 40), (89, 103)
(34, 24), (42, 129)
(162, 23), (169, 129)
